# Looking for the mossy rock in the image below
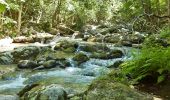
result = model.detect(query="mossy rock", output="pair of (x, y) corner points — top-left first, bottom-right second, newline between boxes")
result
(0, 65), (17, 79)
(90, 52), (109, 59)
(36, 50), (74, 61)
(54, 40), (78, 53)
(1, 71), (19, 80)
(19, 84), (67, 100)
(72, 52), (89, 65)
(84, 71), (153, 100)
(0, 52), (13, 65)
(43, 60), (57, 69)
(79, 44), (110, 53)
(108, 49), (124, 59)
(12, 46), (41, 63)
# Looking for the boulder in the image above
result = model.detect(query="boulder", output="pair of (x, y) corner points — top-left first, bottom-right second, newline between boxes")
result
(13, 36), (34, 43)
(0, 52), (13, 64)
(86, 82), (152, 100)
(54, 40), (78, 53)
(19, 84), (67, 100)
(12, 46), (40, 63)
(85, 73), (153, 100)
(72, 31), (84, 39)
(43, 60), (57, 69)
(108, 49), (124, 59)
(79, 44), (110, 53)
(90, 52), (108, 59)
(128, 32), (145, 44)
(72, 52), (89, 65)
(18, 60), (38, 69)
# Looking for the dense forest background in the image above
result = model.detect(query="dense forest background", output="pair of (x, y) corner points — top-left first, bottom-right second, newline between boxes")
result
(0, 0), (170, 99)
(0, 0), (169, 37)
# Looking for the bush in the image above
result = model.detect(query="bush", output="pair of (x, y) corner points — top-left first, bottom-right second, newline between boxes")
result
(160, 26), (170, 38)
(122, 31), (170, 84)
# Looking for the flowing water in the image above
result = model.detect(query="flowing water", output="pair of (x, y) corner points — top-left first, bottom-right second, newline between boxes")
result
(0, 37), (134, 95)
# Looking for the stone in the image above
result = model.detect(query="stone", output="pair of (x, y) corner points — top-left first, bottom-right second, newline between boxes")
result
(54, 40), (78, 53)
(19, 84), (67, 100)
(12, 46), (40, 63)
(72, 31), (84, 39)
(108, 49), (124, 59)
(90, 52), (108, 59)
(13, 36), (34, 43)
(85, 74), (153, 100)
(0, 52), (13, 65)
(43, 60), (57, 69)
(18, 60), (38, 69)
(72, 52), (89, 65)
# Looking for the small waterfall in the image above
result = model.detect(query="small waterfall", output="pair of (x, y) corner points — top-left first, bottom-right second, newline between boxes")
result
(67, 58), (76, 67)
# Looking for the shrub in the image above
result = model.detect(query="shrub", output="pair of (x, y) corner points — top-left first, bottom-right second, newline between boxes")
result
(121, 45), (170, 84)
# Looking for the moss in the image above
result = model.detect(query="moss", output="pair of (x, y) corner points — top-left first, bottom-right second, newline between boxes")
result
(0, 65), (17, 79)
(85, 70), (152, 100)
(36, 50), (74, 61)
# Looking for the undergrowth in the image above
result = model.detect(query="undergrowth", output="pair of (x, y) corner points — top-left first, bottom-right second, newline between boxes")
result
(121, 27), (170, 84)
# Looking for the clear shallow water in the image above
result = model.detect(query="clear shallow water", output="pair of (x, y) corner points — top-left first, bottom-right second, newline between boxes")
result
(0, 40), (134, 95)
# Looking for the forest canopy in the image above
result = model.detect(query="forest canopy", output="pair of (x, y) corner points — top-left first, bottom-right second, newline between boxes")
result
(0, 0), (169, 38)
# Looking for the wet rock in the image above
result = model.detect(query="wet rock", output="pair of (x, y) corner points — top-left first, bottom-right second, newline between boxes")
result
(79, 44), (110, 53)
(18, 84), (39, 97)
(0, 52), (13, 64)
(72, 52), (89, 65)
(107, 60), (123, 68)
(108, 49), (124, 59)
(90, 52), (108, 59)
(85, 75), (153, 100)
(132, 44), (142, 48)
(43, 60), (57, 69)
(72, 31), (84, 39)
(18, 60), (38, 69)
(32, 33), (54, 43)
(104, 34), (121, 43)
(54, 40), (78, 53)
(19, 84), (67, 100)
(128, 32), (145, 44)
(13, 36), (34, 43)
(0, 95), (19, 100)
(121, 41), (132, 47)
(87, 36), (97, 42)
(12, 46), (40, 63)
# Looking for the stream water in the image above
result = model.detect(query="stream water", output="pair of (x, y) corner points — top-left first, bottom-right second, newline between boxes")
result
(0, 37), (134, 96)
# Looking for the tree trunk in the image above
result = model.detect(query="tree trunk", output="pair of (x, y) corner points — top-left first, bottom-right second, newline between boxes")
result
(155, 0), (160, 26)
(168, 0), (170, 24)
(141, 0), (152, 21)
(52, 0), (61, 28)
(17, 3), (23, 34)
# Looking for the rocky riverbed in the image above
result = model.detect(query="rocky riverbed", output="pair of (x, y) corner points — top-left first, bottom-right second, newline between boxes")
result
(0, 25), (157, 100)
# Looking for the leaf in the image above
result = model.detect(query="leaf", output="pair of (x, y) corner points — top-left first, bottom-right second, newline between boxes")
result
(0, 3), (6, 13)
(157, 75), (165, 84)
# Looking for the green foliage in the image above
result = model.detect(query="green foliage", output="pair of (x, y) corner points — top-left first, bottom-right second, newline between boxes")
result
(0, 0), (8, 13)
(122, 40), (170, 84)
(160, 26), (170, 38)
